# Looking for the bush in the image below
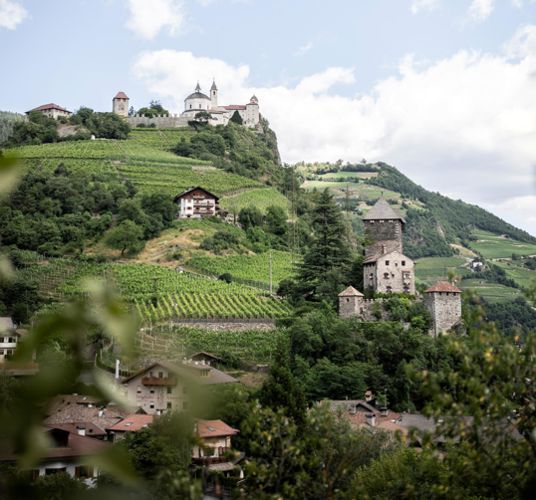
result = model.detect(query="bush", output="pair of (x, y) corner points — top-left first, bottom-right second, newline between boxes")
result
(200, 231), (240, 254)
(219, 272), (233, 283)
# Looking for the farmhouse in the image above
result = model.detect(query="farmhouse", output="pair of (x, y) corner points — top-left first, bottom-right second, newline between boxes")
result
(174, 186), (219, 219)
(27, 103), (72, 119)
(0, 317), (19, 362)
(121, 360), (237, 415)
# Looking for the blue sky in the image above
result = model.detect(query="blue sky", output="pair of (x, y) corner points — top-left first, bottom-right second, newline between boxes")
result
(1, 0), (536, 234)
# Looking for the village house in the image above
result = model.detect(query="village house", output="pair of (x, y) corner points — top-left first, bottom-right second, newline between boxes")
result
(174, 186), (219, 219)
(26, 103), (72, 120)
(121, 360), (237, 415)
(0, 317), (18, 362)
(106, 414), (154, 442)
(193, 419), (239, 463)
(0, 426), (109, 484)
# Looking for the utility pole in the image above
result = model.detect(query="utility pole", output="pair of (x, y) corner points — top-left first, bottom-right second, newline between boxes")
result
(269, 250), (273, 295)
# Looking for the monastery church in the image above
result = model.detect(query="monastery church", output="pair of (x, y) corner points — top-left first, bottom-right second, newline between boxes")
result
(113, 81), (260, 129)
(338, 197), (462, 337)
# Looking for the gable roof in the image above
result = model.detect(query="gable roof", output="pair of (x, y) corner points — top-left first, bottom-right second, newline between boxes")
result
(107, 414), (154, 432)
(114, 91), (129, 99)
(122, 360), (238, 386)
(224, 105), (246, 110)
(362, 197), (405, 223)
(173, 186), (219, 202)
(426, 281), (462, 293)
(338, 286), (364, 297)
(28, 103), (71, 114)
(196, 419), (238, 439)
(363, 249), (411, 264)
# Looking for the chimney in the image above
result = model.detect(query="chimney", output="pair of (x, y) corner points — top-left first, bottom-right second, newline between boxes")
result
(381, 244), (386, 254)
(365, 413), (376, 427)
(77, 426), (86, 436)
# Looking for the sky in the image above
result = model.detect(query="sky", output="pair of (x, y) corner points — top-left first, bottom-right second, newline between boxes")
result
(1, 0), (536, 234)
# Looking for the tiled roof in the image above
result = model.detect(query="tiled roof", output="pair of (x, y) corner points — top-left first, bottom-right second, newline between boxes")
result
(173, 186), (219, 202)
(338, 286), (364, 297)
(224, 105), (246, 110)
(425, 281), (462, 293)
(29, 103), (71, 113)
(114, 91), (129, 99)
(107, 414), (154, 432)
(362, 197), (405, 223)
(196, 419), (238, 439)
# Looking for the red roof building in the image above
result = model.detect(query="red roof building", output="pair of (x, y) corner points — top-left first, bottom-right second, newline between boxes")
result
(27, 103), (72, 119)
(425, 281), (462, 293)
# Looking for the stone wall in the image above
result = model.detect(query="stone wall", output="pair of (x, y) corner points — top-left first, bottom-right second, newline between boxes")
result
(126, 115), (190, 128)
(364, 219), (403, 248)
(425, 292), (462, 337)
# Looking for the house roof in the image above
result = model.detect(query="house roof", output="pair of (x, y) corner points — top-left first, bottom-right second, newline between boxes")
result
(191, 351), (223, 362)
(114, 91), (129, 99)
(363, 249), (409, 264)
(362, 197), (405, 223)
(52, 422), (108, 438)
(173, 186), (219, 202)
(224, 105), (246, 110)
(107, 414), (154, 432)
(338, 286), (364, 297)
(0, 317), (15, 332)
(28, 103), (71, 114)
(196, 419), (238, 439)
(426, 281), (462, 293)
(122, 360), (238, 386)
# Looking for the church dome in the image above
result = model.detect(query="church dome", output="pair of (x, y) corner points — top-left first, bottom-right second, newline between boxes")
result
(185, 82), (210, 101)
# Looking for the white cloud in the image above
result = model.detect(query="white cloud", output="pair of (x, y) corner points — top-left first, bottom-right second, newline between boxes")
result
(294, 41), (314, 57)
(132, 26), (536, 234)
(504, 25), (536, 59)
(126, 0), (185, 39)
(467, 0), (494, 22)
(411, 0), (439, 15)
(0, 0), (27, 30)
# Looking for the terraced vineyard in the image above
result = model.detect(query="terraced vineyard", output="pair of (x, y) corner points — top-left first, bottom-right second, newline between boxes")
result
(415, 256), (467, 285)
(138, 326), (287, 363)
(127, 128), (195, 151)
(219, 187), (290, 213)
(460, 278), (522, 303)
(469, 230), (536, 259)
(18, 257), (290, 321)
(188, 250), (296, 287)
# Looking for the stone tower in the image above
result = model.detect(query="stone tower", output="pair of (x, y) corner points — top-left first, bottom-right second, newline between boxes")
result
(210, 80), (218, 108)
(424, 281), (462, 337)
(113, 91), (129, 117)
(338, 286), (364, 318)
(362, 197), (405, 257)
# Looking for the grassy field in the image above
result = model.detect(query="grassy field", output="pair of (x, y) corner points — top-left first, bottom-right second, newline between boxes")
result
(188, 250), (297, 286)
(460, 278), (522, 303)
(494, 260), (536, 289)
(415, 256), (467, 285)
(319, 171), (379, 180)
(469, 230), (536, 259)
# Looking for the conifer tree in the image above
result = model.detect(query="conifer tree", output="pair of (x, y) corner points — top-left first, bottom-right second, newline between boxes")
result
(296, 189), (352, 302)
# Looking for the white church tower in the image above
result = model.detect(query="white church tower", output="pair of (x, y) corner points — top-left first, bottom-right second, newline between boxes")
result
(210, 80), (218, 108)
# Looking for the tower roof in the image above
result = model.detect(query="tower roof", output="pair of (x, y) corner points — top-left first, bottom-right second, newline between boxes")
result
(210, 80), (218, 91)
(425, 281), (462, 293)
(338, 286), (364, 297)
(114, 91), (129, 99)
(362, 197), (405, 223)
(195, 82), (201, 92)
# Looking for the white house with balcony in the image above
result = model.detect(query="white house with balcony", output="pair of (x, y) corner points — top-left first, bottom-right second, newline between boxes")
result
(173, 187), (219, 219)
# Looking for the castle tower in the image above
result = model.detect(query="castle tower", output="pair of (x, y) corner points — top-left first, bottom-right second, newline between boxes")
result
(245, 95), (260, 127)
(362, 197), (405, 257)
(113, 91), (129, 117)
(338, 286), (364, 318)
(210, 80), (218, 108)
(424, 281), (462, 337)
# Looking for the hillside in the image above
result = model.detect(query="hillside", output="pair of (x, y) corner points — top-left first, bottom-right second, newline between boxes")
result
(299, 161), (536, 304)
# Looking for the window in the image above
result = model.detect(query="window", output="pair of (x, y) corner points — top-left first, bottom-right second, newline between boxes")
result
(401, 260), (406, 266)
(346, 298), (350, 303)
(150, 389), (154, 394)
(158, 371), (164, 378)
(45, 468), (66, 475)
(385, 260), (390, 266)
(136, 386), (141, 394)
(75, 466), (94, 478)
(167, 402), (172, 409)
(383, 273), (390, 279)
(150, 404), (155, 409)
(167, 387), (172, 394)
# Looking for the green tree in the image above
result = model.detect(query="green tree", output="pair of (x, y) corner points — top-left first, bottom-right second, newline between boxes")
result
(296, 189), (352, 302)
(105, 220), (144, 256)
(229, 110), (243, 125)
(238, 206), (264, 230)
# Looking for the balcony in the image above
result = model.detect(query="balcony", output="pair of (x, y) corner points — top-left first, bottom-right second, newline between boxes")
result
(141, 376), (177, 386)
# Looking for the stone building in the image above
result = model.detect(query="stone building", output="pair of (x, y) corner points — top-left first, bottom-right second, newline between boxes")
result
(27, 103), (72, 120)
(424, 281), (462, 337)
(112, 91), (129, 117)
(362, 198), (415, 295)
(338, 286), (364, 318)
(121, 80), (260, 129)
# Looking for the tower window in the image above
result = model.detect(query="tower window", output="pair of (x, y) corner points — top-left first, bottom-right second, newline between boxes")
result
(346, 298), (350, 303)
(385, 260), (390, 266)
(383, 273), (389, 279)
(401, 260), (406, 266)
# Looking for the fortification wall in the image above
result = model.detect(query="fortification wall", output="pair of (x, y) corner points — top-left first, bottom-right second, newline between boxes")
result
(126, 115), (190, 128)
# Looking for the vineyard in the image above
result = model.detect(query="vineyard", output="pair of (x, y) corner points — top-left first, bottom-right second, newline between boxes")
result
(188, 250), (296, 287)
(219, 187), (290, 213)
(127, 128), (195, 152)
(137, 326), (287, 364)
(18, 257), (291, 321)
